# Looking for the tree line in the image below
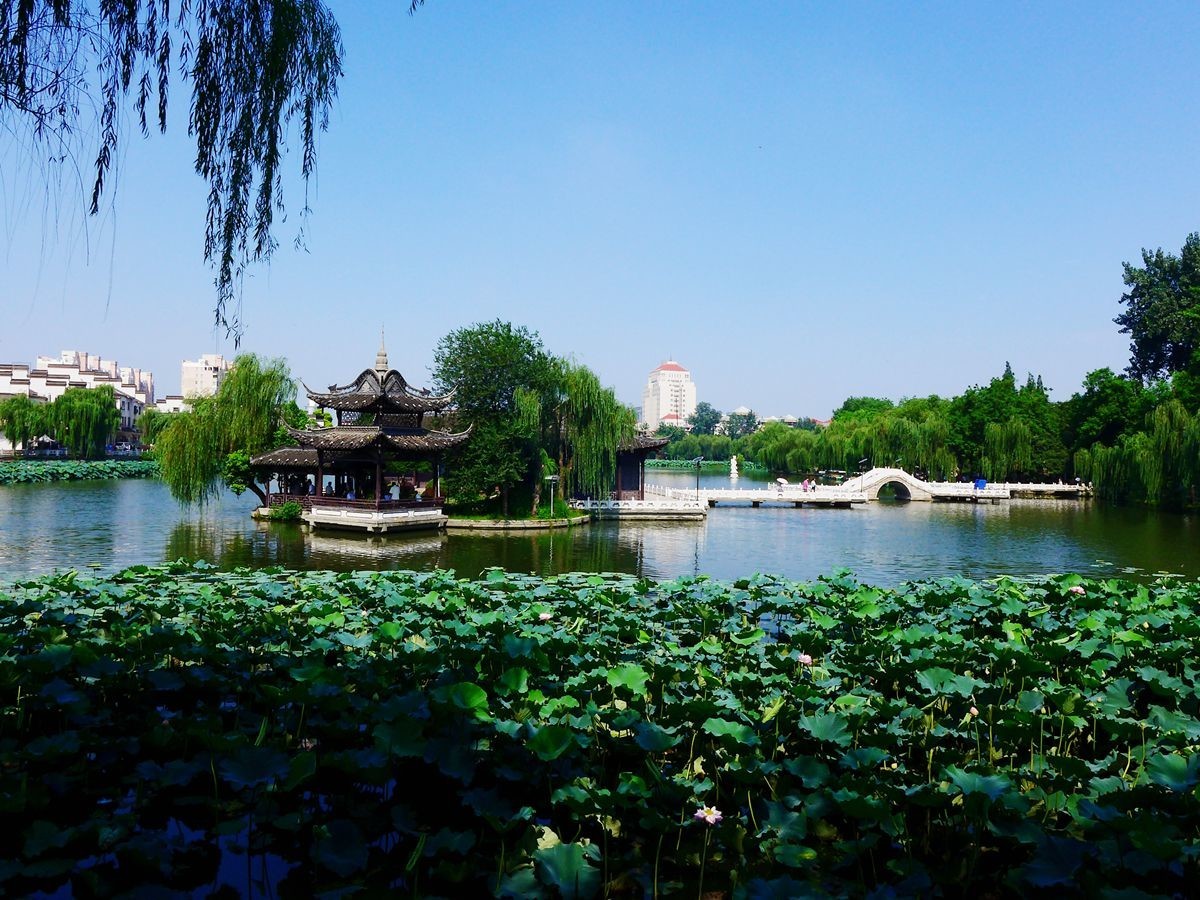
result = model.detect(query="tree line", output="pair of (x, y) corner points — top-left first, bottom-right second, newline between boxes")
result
(657, 233), (1200, 508)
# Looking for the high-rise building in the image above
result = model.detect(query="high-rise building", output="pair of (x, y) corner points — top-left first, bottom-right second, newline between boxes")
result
(181, 354), (233, 399)
(640, 360), (697, 432)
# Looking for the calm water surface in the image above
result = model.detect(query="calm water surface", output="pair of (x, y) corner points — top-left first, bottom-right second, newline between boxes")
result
(1, 472), (1197, 585)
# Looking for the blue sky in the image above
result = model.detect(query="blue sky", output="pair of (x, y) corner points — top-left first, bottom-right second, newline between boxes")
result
(3, 2), (1199, 417)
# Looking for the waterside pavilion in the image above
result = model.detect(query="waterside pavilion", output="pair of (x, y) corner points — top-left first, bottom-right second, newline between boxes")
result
(250, 342), (470, 533)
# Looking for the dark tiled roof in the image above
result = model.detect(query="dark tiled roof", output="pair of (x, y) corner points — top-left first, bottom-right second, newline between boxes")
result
(249, 448), (321, 467)
(283, 424), (383, 451)
(384, 429), (471, 451)
(303, 368), (455, 413)
(621, 435), (670, 452)
(273, 423), (473, 455)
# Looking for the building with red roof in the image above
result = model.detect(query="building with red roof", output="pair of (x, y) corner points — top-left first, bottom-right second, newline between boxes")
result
(641, 360), (697, 432)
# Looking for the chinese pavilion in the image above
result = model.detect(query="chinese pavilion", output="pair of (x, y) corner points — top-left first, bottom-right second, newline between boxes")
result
(250, 338), (470, 533)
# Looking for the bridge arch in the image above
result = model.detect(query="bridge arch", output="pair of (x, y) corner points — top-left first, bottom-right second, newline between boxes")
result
(844, 467), (935, 502)
(876, 479), (913, 502)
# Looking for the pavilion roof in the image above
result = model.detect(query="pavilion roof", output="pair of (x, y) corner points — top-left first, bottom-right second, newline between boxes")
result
(280, 423), (471, 453)
(303, 368), (455, 413)
(619, 435), (670, 453)
(249, 448), (324, 468)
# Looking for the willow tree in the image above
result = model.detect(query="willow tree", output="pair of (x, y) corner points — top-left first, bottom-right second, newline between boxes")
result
(982, 418), (1033, 482)
(517, 360), (635, 511)
(1136, 400), (1200, 505)
(156, 354), (295, 504)
(1, 0), (350, 337)
(0, 394), (51, 453)
(51, 386), (121, 458)
(557, 363), (636, 498)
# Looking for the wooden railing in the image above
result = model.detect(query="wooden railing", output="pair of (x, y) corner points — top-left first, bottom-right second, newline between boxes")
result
(266, 493), (443, 511)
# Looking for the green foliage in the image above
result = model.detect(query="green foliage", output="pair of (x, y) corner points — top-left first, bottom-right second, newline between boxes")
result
(0, 460), (159, 485)
(1115, 233), (1200, 382)
(433, 321), (552, 509)
(135, 407), (178, 445)
(1061, 367), (1159, 453)
(555, 363), (635, 498)
(433, 322), (632, 505)
(50, 386), (121, 459)
(832, 396), (895, 421)
(268, 500), (304, 521)
(1, 565), (1198, 895)
(947, 366), (1065, 479)
(688, 401), (722, 435)
(0, 394), (51, 451)
(155, 354), (295, 504)
(724, 408), (759, 439)
(0, 0), (344, 337)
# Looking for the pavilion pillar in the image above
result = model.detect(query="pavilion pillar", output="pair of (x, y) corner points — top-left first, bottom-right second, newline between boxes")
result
(640, 457), (646, 501)
(434, 455), (441, 500)
(375, 447), (383, 502)
(316, 449), (324, 497)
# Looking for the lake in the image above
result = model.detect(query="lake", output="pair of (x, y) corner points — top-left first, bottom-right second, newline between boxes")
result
(1, 471), (1197, 585)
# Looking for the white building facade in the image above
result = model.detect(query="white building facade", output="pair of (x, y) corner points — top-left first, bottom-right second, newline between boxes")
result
(641, 360), (697, 432)
(0, 350), (156, 451)
(181, 354), (233, 399)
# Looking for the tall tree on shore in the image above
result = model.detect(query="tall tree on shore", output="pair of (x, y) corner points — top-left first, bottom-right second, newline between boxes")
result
(724, 409), (759, 440)
(155, 355), (295, 504)
(52, 386), (121, 459)
(688, 401), (722, 435)
(432, 321), (554, 515)
(519, 362), (635, 507)
(1115, 233), (1200, 382)
(0, 394), (51, 453)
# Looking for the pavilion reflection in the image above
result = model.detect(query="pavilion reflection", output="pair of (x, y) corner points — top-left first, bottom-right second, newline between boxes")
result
(164, 521), (310, 570)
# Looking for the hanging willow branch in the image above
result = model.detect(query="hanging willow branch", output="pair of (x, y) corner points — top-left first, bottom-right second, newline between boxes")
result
(559, 364), (634, 499)
(156, 353), (294, 503)
(0, 0), (343, 339)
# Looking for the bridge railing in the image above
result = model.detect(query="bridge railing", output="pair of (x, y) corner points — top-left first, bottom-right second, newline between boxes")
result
(571, 498), (707, 512)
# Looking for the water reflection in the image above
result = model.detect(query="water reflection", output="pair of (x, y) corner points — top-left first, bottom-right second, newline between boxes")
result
(1, 477), (1198, 585)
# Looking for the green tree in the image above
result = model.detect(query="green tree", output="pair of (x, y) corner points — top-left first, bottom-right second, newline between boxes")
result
(724, 409), (759, 440)
(520, 362), (635, 504)
(155, 354), (295, 504)
(1061, 368), (1157, 454)
(135, 407), (178, 446)
(688, 401), (722, 435)
(1115, 233), (1200, 382)
(51, 386), (120, 459)
(832, 396), (895, 422)
(1, 0), (350, 336)
(0, 394), (51, 453)
(432, 321), (555, 515)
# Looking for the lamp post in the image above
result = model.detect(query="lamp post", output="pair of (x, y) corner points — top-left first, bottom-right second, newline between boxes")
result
(543, 474), (560, 517)
(692, 456), (704, 501)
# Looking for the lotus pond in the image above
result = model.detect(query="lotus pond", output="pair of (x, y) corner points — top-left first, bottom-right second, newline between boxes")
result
(0, 459), (159, 485)
(1, 565), (1198, 897)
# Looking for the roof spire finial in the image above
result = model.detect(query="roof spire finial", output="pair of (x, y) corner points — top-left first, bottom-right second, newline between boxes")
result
(375, 326), (389, 377)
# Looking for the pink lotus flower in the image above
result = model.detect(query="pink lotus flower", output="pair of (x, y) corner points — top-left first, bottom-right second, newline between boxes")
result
(538, 612), (553, 621)
(969, 706), (979, 717)
(798, 653), (814, 666)
(1068, 585), (1086, 595)
(694, 805), (723, 825)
